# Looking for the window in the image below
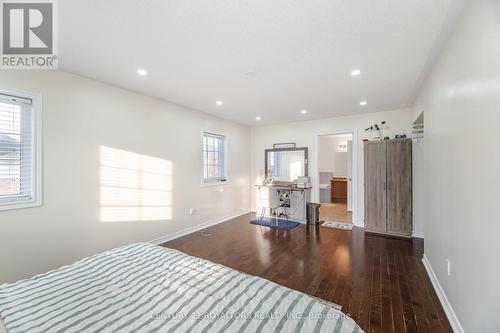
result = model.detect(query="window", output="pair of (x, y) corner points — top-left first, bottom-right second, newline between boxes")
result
(269, 152), (281, 177)
(0, 92), (41, 210)
(202, 132), (227, 184)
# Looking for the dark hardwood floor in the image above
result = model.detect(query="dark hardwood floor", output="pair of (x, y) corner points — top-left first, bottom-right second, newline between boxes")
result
(162, 213), (452, 333)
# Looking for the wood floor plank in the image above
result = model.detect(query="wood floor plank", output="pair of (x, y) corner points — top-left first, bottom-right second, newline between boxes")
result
(395, 246), (419, 333)
(332, 274), (347, 308)
(163, 213), (452, 333)
(381, 253), (394, 333)
(357, 240), (374, 329)
(340, 273), (353, 316)
(388, 252), (406, 333)
(401, 248), (431, 333)
(369, 256), (382, 333)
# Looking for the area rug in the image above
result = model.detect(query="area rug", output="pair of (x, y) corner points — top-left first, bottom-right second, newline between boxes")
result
(250, 217), (300, 230)
(321, 221), (354, 230)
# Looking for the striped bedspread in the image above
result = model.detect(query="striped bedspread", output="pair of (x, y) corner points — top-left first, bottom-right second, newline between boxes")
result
(0, 243), (362, 333)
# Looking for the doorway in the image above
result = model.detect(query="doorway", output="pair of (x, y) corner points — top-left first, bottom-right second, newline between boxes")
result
(317, 133), (353, 223)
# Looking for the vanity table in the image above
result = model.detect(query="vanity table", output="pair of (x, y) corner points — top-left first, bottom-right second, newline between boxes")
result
(255, 185), (311, 223)
(256, 146), (311, 224)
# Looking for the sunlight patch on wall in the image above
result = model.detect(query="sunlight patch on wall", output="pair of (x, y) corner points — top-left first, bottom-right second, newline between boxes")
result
(99, 146), (173, 222)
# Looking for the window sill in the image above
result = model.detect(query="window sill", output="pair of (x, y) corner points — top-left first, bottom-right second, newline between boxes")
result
(0, 200), (42, 211)
(200, 181), (230, 187)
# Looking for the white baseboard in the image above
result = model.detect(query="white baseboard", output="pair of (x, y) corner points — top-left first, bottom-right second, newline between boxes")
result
(412, 231), (425, 239)
(149, 210), (251, 245)
(353, 220), (364, 228)
(422, 254), (464, 333)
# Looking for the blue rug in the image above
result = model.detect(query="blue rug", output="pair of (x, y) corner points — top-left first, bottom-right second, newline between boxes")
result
(250, 217), (300, 230)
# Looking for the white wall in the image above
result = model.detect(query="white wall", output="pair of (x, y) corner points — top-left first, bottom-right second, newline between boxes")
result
(0, 71), (251, 284)
(413, 1), (500, 331)
(250, 109), (412, 227)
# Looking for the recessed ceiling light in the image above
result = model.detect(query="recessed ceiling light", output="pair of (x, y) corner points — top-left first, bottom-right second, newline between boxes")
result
(136, 69), (148, 76)
(300, 109), (308, 114)
(256, 116), (262, 121)
(216, 100), (224, 106)
(360, 100), (368, 106)
(351, 69), (361, 76)
(245, 71), (257, 77)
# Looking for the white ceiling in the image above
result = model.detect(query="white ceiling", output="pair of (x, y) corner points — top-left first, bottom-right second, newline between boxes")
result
(59, 0), (454, 126)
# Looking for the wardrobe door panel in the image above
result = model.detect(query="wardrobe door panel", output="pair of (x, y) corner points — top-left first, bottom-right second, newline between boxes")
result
(387, 139), (412, 236)
(364, 141), (387, 233)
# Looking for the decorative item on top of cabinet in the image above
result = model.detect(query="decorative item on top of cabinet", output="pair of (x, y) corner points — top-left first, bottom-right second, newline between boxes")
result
(364, 139), (412, 238)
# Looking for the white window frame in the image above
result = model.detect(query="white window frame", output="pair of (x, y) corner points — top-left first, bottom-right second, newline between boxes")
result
(0, 88), (42, 211)
(201, 131), (228, 186)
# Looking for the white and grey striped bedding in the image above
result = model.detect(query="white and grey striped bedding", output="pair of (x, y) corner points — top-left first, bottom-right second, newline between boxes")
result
(0, 243), (363, 333)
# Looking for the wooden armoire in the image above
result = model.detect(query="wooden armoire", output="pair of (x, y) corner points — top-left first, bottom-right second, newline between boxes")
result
(364, 139), (412, 238)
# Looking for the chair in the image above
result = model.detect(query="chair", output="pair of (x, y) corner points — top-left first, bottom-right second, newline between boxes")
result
(259, 187), (288, 225)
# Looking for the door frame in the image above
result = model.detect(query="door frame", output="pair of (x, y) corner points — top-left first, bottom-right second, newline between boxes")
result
(346, 139), (353, 212)
(314, 130), (359, 226)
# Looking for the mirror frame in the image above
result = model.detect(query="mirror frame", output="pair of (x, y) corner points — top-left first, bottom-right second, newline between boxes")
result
(264, 147), (308, 180)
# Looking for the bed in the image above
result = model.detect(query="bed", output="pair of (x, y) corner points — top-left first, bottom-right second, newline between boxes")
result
(0, 243), (362, 332)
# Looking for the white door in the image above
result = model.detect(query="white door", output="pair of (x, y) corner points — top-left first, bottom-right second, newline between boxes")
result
(347, 140), (353, 211)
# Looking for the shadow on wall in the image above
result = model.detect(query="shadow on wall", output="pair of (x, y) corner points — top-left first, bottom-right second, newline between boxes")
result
(99, 146), (173, 222)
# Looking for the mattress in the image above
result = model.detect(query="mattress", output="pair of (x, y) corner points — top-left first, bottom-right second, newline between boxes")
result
(0, 243), (362, 332)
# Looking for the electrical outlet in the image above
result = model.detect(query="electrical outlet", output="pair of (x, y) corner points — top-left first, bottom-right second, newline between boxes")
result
(446, 259), (451, 276)
(189, 208), (196, 216)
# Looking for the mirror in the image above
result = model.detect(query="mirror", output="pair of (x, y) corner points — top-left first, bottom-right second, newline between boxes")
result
(265, 147), (308, 182)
